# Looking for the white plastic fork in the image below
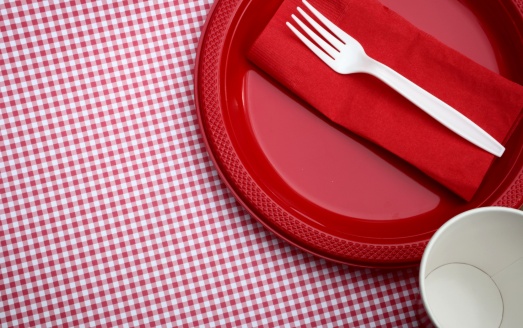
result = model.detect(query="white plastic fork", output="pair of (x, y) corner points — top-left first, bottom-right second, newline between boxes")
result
(286, 0), (505, 157)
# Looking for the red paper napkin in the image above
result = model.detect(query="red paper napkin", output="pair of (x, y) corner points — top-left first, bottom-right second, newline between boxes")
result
(247, 0), (523, 200)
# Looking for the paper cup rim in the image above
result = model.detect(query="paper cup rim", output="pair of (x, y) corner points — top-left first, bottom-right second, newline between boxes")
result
(419, 206), (523, 327)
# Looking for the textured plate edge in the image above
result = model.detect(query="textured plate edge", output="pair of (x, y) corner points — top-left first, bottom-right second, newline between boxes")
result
(194, 0), (523, 267)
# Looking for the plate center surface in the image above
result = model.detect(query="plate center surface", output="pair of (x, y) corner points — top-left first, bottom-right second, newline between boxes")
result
(245, 0), (498, 220)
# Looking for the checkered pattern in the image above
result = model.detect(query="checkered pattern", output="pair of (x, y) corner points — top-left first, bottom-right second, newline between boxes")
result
(0, 1), (428, 326)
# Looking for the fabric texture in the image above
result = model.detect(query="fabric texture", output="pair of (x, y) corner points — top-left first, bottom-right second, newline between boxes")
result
(248, 0), (523, 200)
(0, 1), (429, 327)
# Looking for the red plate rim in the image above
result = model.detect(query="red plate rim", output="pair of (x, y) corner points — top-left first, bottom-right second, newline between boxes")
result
(194, 0), (523, 268)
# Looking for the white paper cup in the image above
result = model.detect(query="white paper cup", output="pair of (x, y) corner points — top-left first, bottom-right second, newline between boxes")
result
(419, 207), (523, 328)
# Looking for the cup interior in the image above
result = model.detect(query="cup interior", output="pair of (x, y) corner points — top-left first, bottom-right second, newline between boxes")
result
(420, 207), (523, 328)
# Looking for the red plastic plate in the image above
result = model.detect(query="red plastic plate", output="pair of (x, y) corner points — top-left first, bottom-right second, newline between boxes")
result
(195, 0), (523, 267)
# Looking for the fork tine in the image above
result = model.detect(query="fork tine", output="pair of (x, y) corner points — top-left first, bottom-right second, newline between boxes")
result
(286, 22), (336, 67)
(302, 0), (351, 43)
(297, 7), (344, 51)
(291, 14), (338, 59)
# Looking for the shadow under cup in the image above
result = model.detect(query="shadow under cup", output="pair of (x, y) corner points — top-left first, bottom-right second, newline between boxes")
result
(419, 207), (523, 328)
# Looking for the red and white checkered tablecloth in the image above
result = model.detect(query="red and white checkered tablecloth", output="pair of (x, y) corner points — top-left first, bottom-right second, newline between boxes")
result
(1, 1), (427, 326)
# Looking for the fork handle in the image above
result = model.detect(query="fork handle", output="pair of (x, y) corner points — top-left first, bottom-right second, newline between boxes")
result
(366, 58), (505, 157)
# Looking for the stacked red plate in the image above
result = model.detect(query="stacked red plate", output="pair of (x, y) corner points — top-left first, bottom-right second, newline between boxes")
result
(195, 0), (523, 268)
